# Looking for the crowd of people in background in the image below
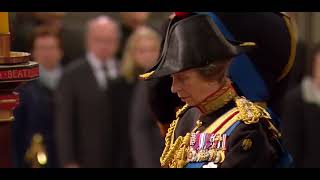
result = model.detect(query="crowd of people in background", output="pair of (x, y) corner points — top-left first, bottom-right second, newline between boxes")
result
(9, 12), (320, 168)
(11, 12), (164, 168)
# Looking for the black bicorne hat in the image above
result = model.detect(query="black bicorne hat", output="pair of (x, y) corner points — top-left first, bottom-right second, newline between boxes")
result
(140, 13), (256, 80)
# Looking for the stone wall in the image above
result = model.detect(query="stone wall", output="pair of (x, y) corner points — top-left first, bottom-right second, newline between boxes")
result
(62, 12), (170, 32)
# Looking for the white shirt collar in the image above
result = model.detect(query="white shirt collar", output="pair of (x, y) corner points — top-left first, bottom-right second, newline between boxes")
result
(39, 64), (63, 90)
(87, 52), (106, 71)
(302, 76), (320, 106)
(86, 52), (118, 78)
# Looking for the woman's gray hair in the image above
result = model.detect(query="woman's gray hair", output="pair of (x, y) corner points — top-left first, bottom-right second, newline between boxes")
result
(196, 61), (230, 82)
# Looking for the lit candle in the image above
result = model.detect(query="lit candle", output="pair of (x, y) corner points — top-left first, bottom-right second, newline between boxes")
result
(0, 12), (9, 34)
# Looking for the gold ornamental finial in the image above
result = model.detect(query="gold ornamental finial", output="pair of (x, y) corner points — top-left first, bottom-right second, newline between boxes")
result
(25, 134), (48, 168)
(0, 12), (9, 34)
(0, 12), (39, 168)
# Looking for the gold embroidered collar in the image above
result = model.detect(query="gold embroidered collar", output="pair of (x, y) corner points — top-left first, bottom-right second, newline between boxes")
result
(196, 79), (237, 115)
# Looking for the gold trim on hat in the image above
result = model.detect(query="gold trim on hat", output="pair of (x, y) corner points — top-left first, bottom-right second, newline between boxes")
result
(239, 42), (256, 47)
(139, 71), (155, 80)
(277, 14), (297, 81)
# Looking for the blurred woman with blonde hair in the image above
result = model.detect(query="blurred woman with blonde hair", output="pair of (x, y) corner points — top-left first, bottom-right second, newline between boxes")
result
(122, 25), (164, 167)
(121, 25), (161, 84)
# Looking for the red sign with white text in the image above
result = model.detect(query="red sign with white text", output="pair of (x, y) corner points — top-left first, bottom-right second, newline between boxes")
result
(0, 67), (39, 81)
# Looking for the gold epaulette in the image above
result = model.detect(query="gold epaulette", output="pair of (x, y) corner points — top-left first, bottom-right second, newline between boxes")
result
(235, 96), (282, 138)
(234, 96), (271, 124)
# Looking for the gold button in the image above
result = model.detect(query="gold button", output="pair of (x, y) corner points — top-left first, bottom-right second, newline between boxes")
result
(241, 139), (252, 151)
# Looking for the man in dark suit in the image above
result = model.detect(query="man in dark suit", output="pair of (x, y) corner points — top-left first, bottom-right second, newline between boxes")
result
(282, 44), (320, 168)
(55, 16), (131, 168)
(12, 27), (64, 168)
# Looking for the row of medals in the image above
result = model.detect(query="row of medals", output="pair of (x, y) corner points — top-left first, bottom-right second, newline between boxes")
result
(186, 132), (227, 164)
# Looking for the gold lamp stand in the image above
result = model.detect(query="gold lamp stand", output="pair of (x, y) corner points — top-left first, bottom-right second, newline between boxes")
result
(0, 13), (39, 168)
